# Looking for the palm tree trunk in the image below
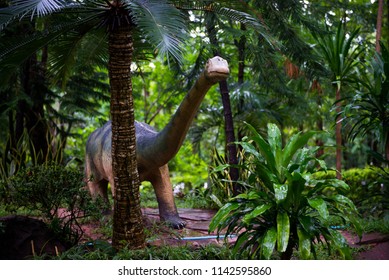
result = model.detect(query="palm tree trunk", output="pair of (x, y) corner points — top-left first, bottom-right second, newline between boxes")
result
(335, 87), (342, 179)
(109, 24), (145, 250)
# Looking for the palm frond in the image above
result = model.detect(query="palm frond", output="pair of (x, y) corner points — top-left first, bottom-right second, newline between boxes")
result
(0, 12), (100, 86)
(0, 0), (71, 30)
(48, 24), (108, 88)
(174, 0), (274, 47)
(127, 0), (187, 62)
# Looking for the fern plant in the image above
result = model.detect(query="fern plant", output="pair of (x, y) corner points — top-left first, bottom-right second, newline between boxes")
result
(209, 123), (362, 259)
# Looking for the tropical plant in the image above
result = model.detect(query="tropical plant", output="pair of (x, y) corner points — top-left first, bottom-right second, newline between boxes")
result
(341, 42), (389, 162)
(209, 123), (362, 259)
(313, 21), (364, 179)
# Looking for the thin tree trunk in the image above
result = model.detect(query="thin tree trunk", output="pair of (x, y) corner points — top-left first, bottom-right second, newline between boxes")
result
(376, 0), (384, 52)
(21, 56), (49, 164)
(109, 24), (145, 250)
(218, 80), (240, 194)
(205, 13), (239, 194)
(335, 87), (342, 179)
(236, 23), (246, 143)
(385, 137), (389, 162)
(312, 80), (324, 158)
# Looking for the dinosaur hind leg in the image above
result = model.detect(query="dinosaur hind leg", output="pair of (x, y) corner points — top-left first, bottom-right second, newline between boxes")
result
(149, 164), (186, 229)
(87, 179), (111, 213)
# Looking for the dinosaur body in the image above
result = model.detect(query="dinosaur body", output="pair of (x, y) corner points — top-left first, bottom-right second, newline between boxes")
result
(85, 56), (229, 229)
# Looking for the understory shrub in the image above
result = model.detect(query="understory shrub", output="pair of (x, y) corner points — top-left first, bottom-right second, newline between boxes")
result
(0, 162), (102, 246)
(314, 167), (388, 217)
(210, 123), (362, 260)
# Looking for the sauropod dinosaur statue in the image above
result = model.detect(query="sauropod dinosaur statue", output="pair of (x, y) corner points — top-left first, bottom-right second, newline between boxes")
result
(85, 56), (229, 229)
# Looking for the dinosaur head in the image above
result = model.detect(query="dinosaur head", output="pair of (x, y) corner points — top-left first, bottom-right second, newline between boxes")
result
(204, 56), (230, 83)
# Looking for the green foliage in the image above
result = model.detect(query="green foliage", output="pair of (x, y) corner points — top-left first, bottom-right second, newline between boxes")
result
(314, 167), (388, 217)
(52, 241), (236, 260)
(209, 123), (362, 260)
(313, 21), (363, 85)
(208, 150), (235, 207)
(361, 217), (389, 234)
(341, 41), (389, 156)
(169, 141), (208, 188)
(0, 162), (102, 245)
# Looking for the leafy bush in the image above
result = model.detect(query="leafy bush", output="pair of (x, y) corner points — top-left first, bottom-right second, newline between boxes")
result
(209, 123), (362, 260)
(0, 162), (102, 246)
(314, 167), (388, 216)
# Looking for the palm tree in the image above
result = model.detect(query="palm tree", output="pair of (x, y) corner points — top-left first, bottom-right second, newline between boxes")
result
(313, 21), (363, 179)
(0, 0), (186, 250)
(343, 42), (389, 162)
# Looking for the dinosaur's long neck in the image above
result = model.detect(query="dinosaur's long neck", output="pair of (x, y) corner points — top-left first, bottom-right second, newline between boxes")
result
(139, 71), (215, 167)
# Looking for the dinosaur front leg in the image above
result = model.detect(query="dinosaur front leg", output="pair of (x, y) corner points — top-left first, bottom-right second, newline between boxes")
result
(148, 165), (186, 229)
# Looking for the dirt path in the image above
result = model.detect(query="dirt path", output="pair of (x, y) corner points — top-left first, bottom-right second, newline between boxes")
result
(342, 231), (389, 260)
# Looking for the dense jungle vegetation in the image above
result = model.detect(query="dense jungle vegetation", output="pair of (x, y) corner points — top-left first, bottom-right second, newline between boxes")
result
(0, 0), (388, 259)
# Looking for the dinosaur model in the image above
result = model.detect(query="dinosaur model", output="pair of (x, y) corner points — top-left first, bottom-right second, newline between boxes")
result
(85, 56), (229, 229)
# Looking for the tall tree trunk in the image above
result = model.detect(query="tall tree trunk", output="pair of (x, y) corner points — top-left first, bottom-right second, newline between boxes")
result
(335, 87), (342, 179)
(21, 55), (49, 164)
(235, 23), (246, 144)
(312, 79), (324, 158)
(218, 80), (240, 194)
(206, 14), (240, 195)
(376, 0), (384, 52)
(109, 24), (145, 250)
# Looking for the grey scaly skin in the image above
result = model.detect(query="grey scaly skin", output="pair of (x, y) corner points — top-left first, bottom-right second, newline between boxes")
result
(85, 56), (230, 229)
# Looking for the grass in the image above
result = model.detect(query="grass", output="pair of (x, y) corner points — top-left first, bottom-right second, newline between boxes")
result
(360, 217), (389, 234)
(48, 241), (236, 260)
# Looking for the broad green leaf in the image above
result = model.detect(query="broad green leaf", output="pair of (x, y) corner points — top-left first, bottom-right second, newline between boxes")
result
(325, 179), (350, 191)
(274, 183), (288, 204)
(242, 204), (272, 224)
(254, 161), (278, 190)
(332, 194), (358, 212)
(349, 215), (363, 239)
(307, 178), (349, 197)
(210, 164), (231, 173)
(298, 215), (317, 234)
(239, 141), (261, 159)
(277, 212), (290, 252)
(287, 171), (306, 205)
(297, 227), (311, 259)
(233, 190), (260, 201)
(233, 231), (252, 256)
(245, 122), (276, 171)
(267, 123), (282, 170)
(330, 229), (351, 259)
(267, 123), (282, 151)
(282, 131), (316, 169)
(307, 198), (329, 220)
(261, 227), (277, 260)
(209, 202), (240, 232)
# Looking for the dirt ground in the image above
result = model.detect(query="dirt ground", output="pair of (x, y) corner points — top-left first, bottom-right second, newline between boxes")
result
(81, 208), (389, 260)
(2, 208), (387, 259)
